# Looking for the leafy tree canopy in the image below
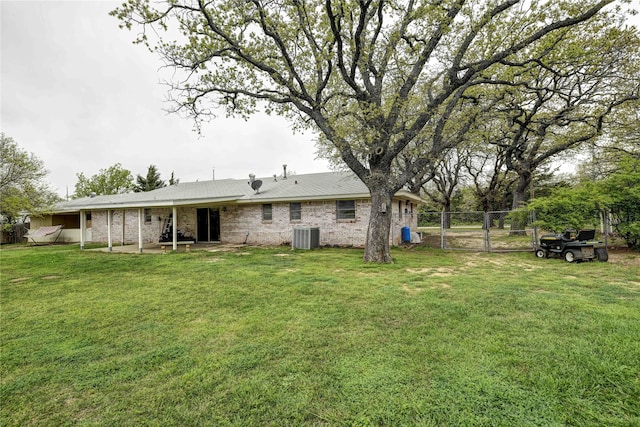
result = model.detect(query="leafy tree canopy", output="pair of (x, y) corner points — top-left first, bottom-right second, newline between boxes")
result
(0, 134), (60, 225)
(526, 184), (605, 232)
(112, 0), (631, 262)
(599, 155), (640, 248)
(73, 163), (135, 198)
(527, 155), (640, 249)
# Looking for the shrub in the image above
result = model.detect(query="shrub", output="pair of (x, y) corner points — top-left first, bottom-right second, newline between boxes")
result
(601, 157), (640, 249)
(526, 185), (604, 233)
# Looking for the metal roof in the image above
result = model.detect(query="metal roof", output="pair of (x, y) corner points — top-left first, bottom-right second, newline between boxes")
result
(53, 172), (422, 211)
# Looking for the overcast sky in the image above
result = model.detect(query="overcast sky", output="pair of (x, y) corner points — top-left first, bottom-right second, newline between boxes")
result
(2, 1), (638, 198)
(1, 0), (331, 198)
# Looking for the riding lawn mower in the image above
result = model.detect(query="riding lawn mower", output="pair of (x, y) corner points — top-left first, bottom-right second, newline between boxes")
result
(535, 229), (608, 263)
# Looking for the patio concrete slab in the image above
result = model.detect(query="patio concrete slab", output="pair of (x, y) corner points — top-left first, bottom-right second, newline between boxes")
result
(88, 242), (236, 254)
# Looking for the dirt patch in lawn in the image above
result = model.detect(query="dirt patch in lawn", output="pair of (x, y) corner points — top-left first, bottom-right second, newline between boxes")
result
(402, 284), (425, 295)
(607, 248), (640, 267)
(207, 244), (250, 253)
(406, 267), (432, 274)
(406, 267), (455, 276)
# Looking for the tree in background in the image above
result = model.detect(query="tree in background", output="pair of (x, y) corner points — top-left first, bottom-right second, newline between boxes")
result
(600, 156), (640, 249)
(526, 155), (640, 249)
(576, 102), (640, 181)
(113, 0), (621, 263)
(464, 144), (515, 213)
(135, 164), (166, 192)
(526, 184), (604, 233)
(0, 134), (60, 241)
(73, 163), (135, 198)
(487, 19), (638, 213)
(422, 146), (469, 228)
(168, 171), (179, 186)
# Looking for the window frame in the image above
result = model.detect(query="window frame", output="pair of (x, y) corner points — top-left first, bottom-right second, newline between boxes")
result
(262, 204), (273, 221)
(144, 208), (152, 224)
(289, 202), (302, 221)
(336, 200), (356, 220)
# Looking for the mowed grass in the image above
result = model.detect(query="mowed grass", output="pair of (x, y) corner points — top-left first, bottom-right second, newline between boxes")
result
(1, 245), (639, 426)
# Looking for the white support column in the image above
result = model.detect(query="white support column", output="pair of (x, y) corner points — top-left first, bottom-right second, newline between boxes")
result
(107, 209), (113, 251)
(122, 210), (126, 246)
(80, 210), (85, 250)
(138, 208), (143, 253)
(172, 206), (178, 251)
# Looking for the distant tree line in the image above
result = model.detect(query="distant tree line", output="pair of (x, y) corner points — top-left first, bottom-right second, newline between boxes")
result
(0, 133), (61, 242)
(73, 164), (179, 198)
(0, 132), (181, 242)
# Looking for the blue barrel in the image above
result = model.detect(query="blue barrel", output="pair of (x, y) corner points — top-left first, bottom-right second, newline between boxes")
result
(401, 226), (411, 243)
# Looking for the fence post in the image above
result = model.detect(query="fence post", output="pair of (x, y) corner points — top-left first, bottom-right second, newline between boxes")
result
(531, 210), (538, 251)
(484, 212), (490, 252)
(604, 210), (609, 248)
(440, 211), (445, 249)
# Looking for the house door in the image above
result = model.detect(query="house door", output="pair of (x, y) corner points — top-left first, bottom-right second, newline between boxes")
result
(197, 208), (220, 242)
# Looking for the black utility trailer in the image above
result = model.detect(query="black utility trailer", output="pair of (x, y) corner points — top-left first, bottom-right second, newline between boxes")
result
(535, 229), (608, 263)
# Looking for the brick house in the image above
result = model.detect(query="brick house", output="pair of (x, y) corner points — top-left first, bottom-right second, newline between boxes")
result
(30, 171), (422, 250)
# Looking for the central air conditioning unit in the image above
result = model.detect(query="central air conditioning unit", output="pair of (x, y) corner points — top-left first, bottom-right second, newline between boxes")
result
(292, 227), (320, 250)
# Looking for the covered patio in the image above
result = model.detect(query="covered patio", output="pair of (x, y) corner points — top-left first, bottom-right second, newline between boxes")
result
(87, 242), (249, 254)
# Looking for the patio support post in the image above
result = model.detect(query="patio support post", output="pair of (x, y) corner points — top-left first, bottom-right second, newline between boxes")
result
(80, 209), (85, 250)
(138, 208), (143, 253)
(107, 209), (113, 251)
(172, 206), (177, 251)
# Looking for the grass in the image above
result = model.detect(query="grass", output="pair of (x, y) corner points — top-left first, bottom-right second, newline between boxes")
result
(1, 244), (639, 426)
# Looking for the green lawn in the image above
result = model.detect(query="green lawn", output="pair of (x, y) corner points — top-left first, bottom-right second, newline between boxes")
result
(1, 245), (639, 426)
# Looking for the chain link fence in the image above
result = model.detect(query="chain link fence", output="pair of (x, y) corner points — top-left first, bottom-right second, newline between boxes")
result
(418, 211), (538, 252)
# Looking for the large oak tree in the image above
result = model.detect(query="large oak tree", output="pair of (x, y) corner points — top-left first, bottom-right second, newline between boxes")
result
(488, 19), (639, 215)
(113, 0), (621, 262)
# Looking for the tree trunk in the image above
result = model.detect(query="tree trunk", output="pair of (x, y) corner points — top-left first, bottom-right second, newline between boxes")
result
(510, 174), (531, 235)
(363, 187), (393, 263)
(511, 178), (529, 211)
(442, 199), (452, 229)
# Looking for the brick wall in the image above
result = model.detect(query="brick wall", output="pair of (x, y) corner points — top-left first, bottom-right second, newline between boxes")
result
(91, 208), (198, 244)
(89, 198), (418, 247)
(219, 200), (370, 246)
(220, 198), (417, 247)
